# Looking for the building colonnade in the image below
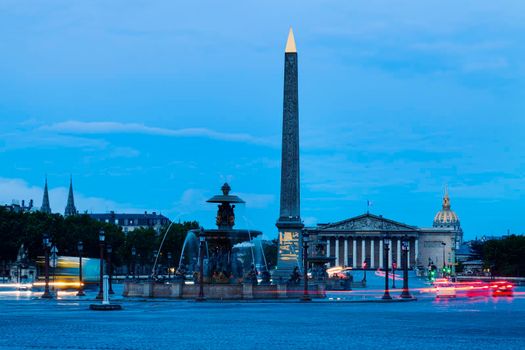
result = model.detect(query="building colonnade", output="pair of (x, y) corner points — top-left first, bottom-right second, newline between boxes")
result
(322, 235), (418, 269)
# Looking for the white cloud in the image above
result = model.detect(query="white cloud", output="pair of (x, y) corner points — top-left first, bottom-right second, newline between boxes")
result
(171, 188), (212, 218)
(0, 132), (108, 152)
(108, 147), (141, 158)
(41, 120), (277, 147)
(236, 192), (275, 209)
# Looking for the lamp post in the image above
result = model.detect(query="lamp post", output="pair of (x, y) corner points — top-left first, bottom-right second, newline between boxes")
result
(301, 234), (311, 302)
(50, 244), (57, 292)
(137, 253), (142, 278)
(400, 235), (412, 299)
(41, 233), (52, 299)
(167, 252), (172, 281)
(152, 249), (158, 280)
(441, 242), (446, 277)
(392, 260), (397, 289)
(196, 233), (206, 302)
(106, 244), (114, 294)
(131, 246), (136, 281)
(96, 229), (105, 300)
(382, 236), (392, 300)
(76, 240), (85, 296)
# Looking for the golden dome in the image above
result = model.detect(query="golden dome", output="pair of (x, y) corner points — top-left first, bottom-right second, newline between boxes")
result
(433, 187), (460, 228)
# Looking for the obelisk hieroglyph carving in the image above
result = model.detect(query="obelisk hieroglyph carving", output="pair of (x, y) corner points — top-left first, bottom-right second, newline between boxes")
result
(273, 28), (303, 281)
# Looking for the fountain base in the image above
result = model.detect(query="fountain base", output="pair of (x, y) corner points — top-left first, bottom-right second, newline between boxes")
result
(123, 281), (326, 300)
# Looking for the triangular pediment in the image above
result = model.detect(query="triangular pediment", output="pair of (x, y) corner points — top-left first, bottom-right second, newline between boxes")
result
(318, 213), (417, 232)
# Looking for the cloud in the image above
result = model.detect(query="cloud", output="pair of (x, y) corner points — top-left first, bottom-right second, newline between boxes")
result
(0, 132), (108, 152)
(171, 188), (212, 218)
(108, 147), (141, 158)
(41, 120), (277, 147)
(236, 192), (275, 209)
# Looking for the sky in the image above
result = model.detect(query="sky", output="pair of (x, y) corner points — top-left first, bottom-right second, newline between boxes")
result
(0, 0), (524, 240)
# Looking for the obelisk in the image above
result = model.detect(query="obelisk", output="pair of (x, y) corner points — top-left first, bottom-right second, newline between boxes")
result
(273, 28), (303, 281)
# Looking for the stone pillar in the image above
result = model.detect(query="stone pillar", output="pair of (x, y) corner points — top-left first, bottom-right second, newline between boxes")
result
(343, 239), (348, 267)
(143, 282), (153, 298)
(397, 239), (401, 268)
(273, 29), (303, 281)
(352, 239), (357, 268)
(242, 283), (254, 299)
(415, 238), (419, 267)
(277, 283), (288, 298)
(170, 281), (183, 298)
(370, 239), (375, 269)
(361, 239), (366, 267)
(379, 239), (384, 268)
(326, 238), (331, 267)
(335, 237), (340, 266)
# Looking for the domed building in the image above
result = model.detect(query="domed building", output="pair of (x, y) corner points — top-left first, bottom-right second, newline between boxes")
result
(304, 187), (464, 273)
(433, 187), (460, 229)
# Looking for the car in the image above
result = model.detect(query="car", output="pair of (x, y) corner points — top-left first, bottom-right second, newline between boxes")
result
(434, 278), (456, 298)
(455, 281), (490, 298)
(490, 281), (514, 297)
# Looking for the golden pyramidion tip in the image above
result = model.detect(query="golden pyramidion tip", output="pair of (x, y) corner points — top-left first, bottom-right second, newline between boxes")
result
(285, 27), (297, 53)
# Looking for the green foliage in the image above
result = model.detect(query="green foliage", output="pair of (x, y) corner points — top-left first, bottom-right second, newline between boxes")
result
(262, 239), (278, 269)
(0, 207), (123, 262)
(0, 207), (200, 269)
(481, 235), (525, 277)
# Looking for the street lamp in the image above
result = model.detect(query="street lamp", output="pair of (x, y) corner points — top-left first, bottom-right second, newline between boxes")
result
(96, 229), (105, 300)
(76, 240), (85, 296)
(131, 246), (136, 281)
(400, 235), (412, 299)
(152, 249), (158, 279)
(106, 244), (114, 294)
(50, 244), (57, 292)
(382, 236), (392, 300)
(196, 231), (206, 302)
(392, 259), (397, 289)
(301, 234), (311, 302)
(41, 233), (52, 299)
(167, 252), (172, 281)
(441, 242), (446, 277)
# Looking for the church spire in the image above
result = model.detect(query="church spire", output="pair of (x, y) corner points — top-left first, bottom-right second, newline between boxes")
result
(64, 175), (77, 217)
(442, 185), (451, 210)
(40, 177), (51, 214)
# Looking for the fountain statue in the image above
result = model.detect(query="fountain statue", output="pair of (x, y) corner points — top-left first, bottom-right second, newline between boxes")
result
(305, 233), (335, 282)
(200, 183), (263, 283)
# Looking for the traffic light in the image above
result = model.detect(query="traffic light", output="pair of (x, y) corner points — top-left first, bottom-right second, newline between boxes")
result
(362, 261), (367, 269)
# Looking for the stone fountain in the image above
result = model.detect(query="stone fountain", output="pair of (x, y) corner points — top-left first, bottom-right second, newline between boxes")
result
(200, 183), (262, 283)
(124, 184), (328, 300)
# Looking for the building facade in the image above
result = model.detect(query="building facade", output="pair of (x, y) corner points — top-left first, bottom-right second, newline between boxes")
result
(305, 192), (463, 271)
(89, 211), (170, 234)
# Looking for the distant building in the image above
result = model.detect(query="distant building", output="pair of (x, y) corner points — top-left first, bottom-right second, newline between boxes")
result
(9, 244), (37, 283)
(305, 189), (464, 272)
(89, 211), (170, 234)
(2, 199), (34, 213)
(456, 243), (477, 263)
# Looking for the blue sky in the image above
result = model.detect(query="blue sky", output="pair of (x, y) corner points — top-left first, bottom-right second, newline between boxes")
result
(1, 1), (524, 239)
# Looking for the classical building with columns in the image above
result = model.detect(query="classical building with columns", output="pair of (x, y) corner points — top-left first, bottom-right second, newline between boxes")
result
(304, 192), (463, 271)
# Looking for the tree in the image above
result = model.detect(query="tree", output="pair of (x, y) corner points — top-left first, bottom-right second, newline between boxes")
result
(481, 235), (525, 277)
